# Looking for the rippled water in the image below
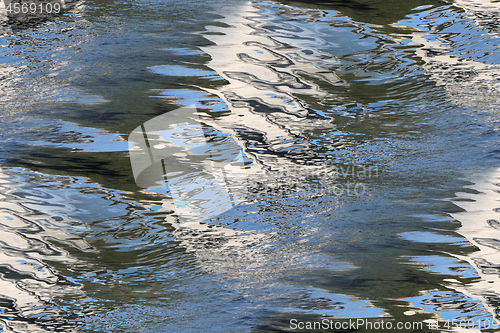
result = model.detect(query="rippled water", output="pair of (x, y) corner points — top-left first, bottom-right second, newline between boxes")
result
(1, 0), (500, 332)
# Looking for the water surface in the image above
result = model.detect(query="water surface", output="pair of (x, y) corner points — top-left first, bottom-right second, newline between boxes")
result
(1, 0), (500, 332)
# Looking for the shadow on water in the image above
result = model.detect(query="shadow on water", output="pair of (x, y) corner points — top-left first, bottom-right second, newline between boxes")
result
(0, 0), (500, 332)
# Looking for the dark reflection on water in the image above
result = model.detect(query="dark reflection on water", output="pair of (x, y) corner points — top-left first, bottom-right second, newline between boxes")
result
(1, 0), (500, 331)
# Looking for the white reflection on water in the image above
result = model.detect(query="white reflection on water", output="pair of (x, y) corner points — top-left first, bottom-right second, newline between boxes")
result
(0, 168), (87, 332)
(396, 0), (500, 110)
(393, 0), (500, 322)
(150, 2), (355, 266)
(149, 0), (343, 269)
(198, 1), (341, 172)
(448, 168), (500, 320)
